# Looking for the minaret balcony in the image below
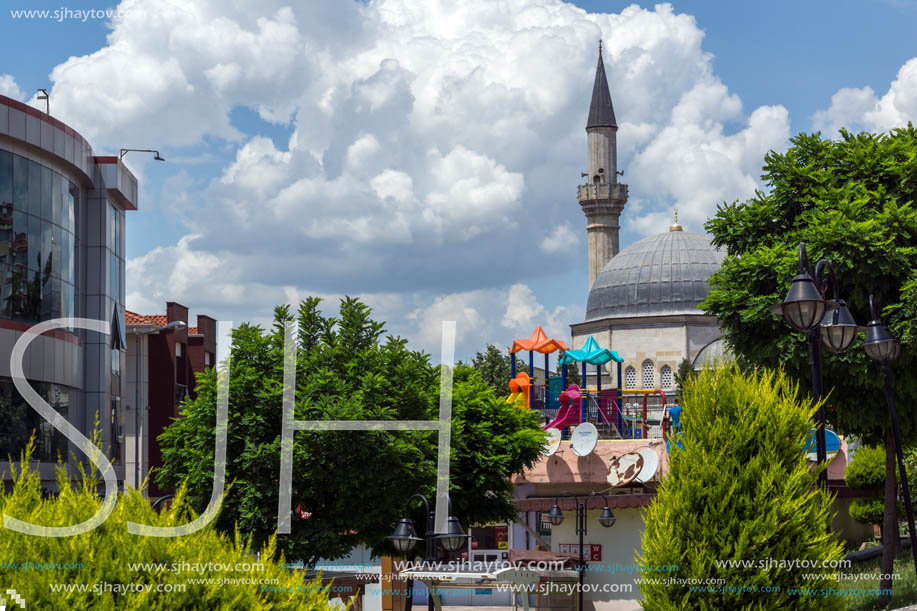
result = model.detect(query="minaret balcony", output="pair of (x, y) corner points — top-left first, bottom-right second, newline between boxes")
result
(578, 182), (628, 202)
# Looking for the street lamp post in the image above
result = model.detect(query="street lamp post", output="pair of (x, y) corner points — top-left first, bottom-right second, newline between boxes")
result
(119, 148), (166, 162)
(770, 243), (858, 491)
(862, 295), (917, 574)
(546, 492), (616, 611)
(388, 493), (470, 611)
(132, 320), (185, 492)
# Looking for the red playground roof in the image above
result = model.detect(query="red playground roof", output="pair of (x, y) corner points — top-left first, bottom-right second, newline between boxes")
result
(510, 325), (570, 354)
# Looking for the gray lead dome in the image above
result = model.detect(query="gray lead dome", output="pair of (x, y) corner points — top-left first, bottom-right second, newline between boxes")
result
(586, 230), (725, 321)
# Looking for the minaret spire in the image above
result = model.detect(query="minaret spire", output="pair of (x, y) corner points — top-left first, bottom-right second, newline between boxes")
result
(587, 39), (617, 129)
(579, 40), (627, 289)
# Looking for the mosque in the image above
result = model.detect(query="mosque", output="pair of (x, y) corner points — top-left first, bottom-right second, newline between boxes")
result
(568, 44), (726, 395)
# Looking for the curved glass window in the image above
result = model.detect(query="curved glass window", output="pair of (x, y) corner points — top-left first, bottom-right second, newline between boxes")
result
(0, 149), (77, 325)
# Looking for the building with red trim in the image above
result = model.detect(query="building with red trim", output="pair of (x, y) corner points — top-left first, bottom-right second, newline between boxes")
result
(1, 94), (136, 485)
(125, 302), (216, 496)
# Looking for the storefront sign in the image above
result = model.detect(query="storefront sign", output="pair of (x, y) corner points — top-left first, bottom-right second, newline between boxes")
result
(558, 543), (602, 561)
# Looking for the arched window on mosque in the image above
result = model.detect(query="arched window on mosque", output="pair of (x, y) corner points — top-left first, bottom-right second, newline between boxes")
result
(660, 364), (673, 389)
(624, 366), (636, 389)
(642, 359), (655, 389)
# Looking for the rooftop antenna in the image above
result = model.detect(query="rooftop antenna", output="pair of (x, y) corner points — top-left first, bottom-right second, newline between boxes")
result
(36, 89), (49, 114)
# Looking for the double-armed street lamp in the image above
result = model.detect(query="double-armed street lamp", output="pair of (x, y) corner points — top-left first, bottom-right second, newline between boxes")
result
(546, 492), (616, 611)
(770, 243), (859, 491)
(388, 493), (470, 611)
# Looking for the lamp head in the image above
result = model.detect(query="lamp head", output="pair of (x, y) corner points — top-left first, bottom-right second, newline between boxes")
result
(387, 518), (421, 554)
(770, 272), (835, 333)
(863, 296), (900, 363)
(547, 503), (565, 526)
(597, 506), (616, 528)
(820, 298), (859, 353)
(436, 516), (470, 552)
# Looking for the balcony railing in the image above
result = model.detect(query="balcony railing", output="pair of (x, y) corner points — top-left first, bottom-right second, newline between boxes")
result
(578, 182), (628, 201)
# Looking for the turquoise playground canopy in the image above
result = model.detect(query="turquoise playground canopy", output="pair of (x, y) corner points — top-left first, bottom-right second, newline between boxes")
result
(559, 335), (623, 366)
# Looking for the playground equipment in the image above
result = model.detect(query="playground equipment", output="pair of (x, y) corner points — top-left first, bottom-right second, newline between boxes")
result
(506, 371), (532, 409)
(510, 326), (569, 409)
(559, 336), (623, 432)
(804, 428), (841, 461)
(620, 389), (670, 439)
(543, 385), (584, 432)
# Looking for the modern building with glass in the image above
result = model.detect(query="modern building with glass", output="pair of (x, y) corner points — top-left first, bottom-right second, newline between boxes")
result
(0, 94), (135, 485)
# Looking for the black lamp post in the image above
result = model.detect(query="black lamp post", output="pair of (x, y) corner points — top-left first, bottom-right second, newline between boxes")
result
(547, 492), (616, 611)
(770, 242), (858, 491)
(862, 295), (917, 574)
(388, 493), (470, 611)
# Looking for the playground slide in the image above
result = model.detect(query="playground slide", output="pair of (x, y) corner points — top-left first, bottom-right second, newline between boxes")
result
(543, 402), (578, 431)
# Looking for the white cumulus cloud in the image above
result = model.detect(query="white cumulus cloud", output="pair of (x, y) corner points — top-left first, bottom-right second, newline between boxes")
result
(813, 57), (917, 134)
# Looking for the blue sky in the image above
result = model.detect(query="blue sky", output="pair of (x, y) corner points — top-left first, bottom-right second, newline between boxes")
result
(2, 0), (915, 359)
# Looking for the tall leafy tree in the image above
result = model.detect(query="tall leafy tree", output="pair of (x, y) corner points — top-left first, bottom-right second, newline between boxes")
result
(156, 298), (545, 565)
(701, 126), (917, 602)
(466, 344), (526, 395)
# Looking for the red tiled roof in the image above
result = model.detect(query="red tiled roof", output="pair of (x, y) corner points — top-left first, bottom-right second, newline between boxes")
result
(125, 311), (168, 327)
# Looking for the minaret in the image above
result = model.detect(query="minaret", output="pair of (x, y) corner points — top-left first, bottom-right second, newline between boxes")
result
(579, 40), (628, 289)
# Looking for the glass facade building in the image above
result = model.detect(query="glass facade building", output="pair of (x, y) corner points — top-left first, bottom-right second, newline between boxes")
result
(0, 94), (136, 484)
(0, 150), (77, 325)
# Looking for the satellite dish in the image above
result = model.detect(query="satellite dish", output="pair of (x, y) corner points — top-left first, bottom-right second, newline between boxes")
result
(608, 453), (644, 487)
(635, 448), (659, 483)
(571, 423), (598, 456)
(543, 428), (562, 456)
(804, 429), (841, 462)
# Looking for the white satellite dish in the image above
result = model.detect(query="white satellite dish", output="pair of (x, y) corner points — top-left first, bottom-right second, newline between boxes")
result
(543, 428), (562, 456)
(636, 448), (659, 483)
(607, 453), (644, 487)
(571, 422), (598, 456)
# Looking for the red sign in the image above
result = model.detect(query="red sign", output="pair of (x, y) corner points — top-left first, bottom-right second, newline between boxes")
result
(558, 543), (602, 561)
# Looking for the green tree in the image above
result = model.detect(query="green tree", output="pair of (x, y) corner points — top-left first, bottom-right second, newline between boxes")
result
(0, 439), (332, 610)
(554, 357), (581, 387)
(639, 365), (844, 610)
(701, 126), (917, 601)
(156, 297), (545, 565)
(673, 358), (695, 400)
(846, 446), (888, 531)
(465, 344), (526, 395)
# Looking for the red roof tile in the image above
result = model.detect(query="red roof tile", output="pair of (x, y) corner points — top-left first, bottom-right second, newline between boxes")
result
(125, 311), (168, 327)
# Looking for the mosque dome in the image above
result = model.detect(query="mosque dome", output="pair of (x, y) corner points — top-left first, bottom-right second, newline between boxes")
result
(585, 227), (725, 321)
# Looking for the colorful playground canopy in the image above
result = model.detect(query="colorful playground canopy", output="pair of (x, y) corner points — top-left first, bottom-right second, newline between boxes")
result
(510, 325), (570, 354)
(559, 335), (622, 365)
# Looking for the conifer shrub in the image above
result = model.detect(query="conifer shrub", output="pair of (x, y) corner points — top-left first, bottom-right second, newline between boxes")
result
(845, 445), (895, 529)
(639, 365), (845, 610)
(0, 440), (333, 610)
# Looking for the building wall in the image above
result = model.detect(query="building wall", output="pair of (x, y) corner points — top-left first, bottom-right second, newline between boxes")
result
(0, 95), (135, 484)
(549, 508), (644, 605)
(124, 332), (151, 490)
